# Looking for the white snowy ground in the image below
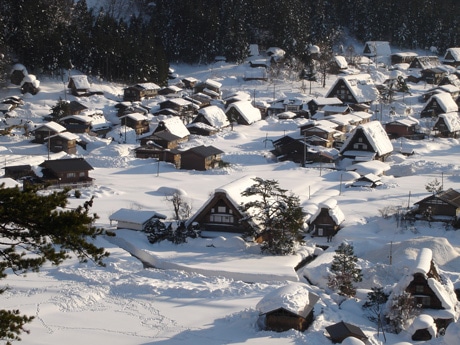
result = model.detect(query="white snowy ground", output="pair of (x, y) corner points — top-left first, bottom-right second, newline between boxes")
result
(1, 60), (460, 345)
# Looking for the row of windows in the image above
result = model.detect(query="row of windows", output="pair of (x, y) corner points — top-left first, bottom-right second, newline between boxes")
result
(66, 172), (86, 178)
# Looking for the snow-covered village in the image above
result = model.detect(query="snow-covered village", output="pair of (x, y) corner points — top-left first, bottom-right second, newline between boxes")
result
(2, 1), (460, 345)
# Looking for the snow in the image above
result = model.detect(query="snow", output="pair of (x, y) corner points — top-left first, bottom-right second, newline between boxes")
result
(1, 59), (460, 345)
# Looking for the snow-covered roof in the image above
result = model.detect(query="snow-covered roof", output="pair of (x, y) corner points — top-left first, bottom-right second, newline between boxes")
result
(46, 131), (79, 141)
(256, 282), (319, 317)
(341, 121), (393, 157)
(350, 111), (372, 120)
(346, 160), (390, 176)
(109, 208), (166, 224)
(11, 63), (28, 73)
(414, 248), (433, 275)
(34, 121), (66, 133)
(196, 105), (229, 128)
(334, 55), (348, 69)
(69, 75), (90, 89)
(227, 101), (261, 124)
(21, 74), (40, 88)
(327, 74), (379, 104)
(306, 197), (345, 225)
(363, 41), (391, 57)
(428, 92), (458, 113)
(309, 97), (343, 106)
(164, 97), (192, 106)
(437, 113), (460, 132)
(444, 47), (460, 61)
(134, 82), (161, 90)
(204, 79), (222, 89)
(158, 116), (190, 138)
(407, 314), (436, 338)
(120, 112), (147, 121)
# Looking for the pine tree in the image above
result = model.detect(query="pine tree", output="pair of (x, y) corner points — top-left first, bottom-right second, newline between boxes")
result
(0, 185), (109, 343)
(328, 242), (363, 297)
(239, 177), (306, 255)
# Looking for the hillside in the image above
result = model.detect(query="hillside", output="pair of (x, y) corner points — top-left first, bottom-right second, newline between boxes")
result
(1, 59), (460, 344)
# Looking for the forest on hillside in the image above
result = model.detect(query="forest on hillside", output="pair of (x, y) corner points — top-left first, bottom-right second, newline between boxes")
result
(0, 0), (459, 85)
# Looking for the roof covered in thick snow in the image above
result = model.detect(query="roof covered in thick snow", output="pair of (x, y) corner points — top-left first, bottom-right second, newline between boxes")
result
(340, 121), (393, 157)
(195, 105), (230, 128)
(256, 282), (319, 317)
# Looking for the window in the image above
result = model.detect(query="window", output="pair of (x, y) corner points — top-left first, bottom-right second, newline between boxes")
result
(210, 215), (234, 223)
(79, 172), (85, 177)
(218, 206), (226, 213)
(415, 285), (424, 293)
(67, 172), (76, 178)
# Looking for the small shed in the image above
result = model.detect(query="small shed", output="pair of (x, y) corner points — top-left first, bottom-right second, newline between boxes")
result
(325, 321), (368, 343)
(67, 75), (91, 96)
(256, 283), (320, 332)
(306, 198), (345, 240)
(3, 164), (35, 180)
(109, 208), (166, 231)
(407, 314), (437, 341)
(432, 112), (460, 138)
(20, 74), (40, 95)
(32, 121), (67, 144)
(119, 113), (150, 135)
(46, 131), (79, 154)
(10, 64), (28, 85)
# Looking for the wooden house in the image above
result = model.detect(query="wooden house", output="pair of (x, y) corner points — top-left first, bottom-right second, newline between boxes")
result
(68, 100), (88, 115)
(300, 125), (341, 148)
(186, 122), (220, 136)
(134, 144), (181, 167)
(46, 131), (79, 154)
(20, 75), (40, 95)
(123, 82), (160, 101)
(193, 79), (222, 99)
(109, 208), (166, 231)
(350, 173), (382, 188)
(389, 248), (458, 329)
(432, 112), (460, 137)
(153, 116), (190, 143)
(10, 63), (28, 85)
(384, 117), (421, 139)
(329, 55), (348, 74)
(32, 121), (67, 144)
(190, 105), (230, 130)
(422, 84), (460, 102)
(363, 41), (391, 65)
(439, 74), (460, 89)
(39, 158), (93, 186)
(442, 47), (460, 67)
(181, 77), (199, 89)
(180, 145), (223, 171)
(256, 283), (320, 332)
(119, 113), (150, 135)
(325, 321), (368, 343)
(3, 164), (34, 180)
(414, 188), (460, 219)
(307, 97), (343, 116)
(226, 100), (261, 125)
(115, 102), (149, 117)
(268, 97), (309, 117)
(185, 176), (260, 235)
(325, 74), (379, 106)
(421, 67), (447, 85)
(271, 135), (310, 164)
(391, 52), (418, 65)
(306, 198), (344, 240)
(420, 93), (458, 118)
(409, 56), (441, 70)
(157, 85), (183, 97)
(339, 121), (393, 162)
(140, 131), (184, 149)
(67, 75), (91, 96)
(158, 98), (194, 120)
(59, 113), (111, 135)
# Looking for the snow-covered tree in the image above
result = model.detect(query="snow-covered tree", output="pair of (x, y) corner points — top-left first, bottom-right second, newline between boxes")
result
(363, 286), (389, 335)
(386, 291), (420, 334)
(239, 177), (306, 255)
(328, 242), (362, 297)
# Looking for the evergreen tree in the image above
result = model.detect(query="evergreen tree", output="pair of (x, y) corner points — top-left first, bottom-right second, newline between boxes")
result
(50, 98), (71, 121)
(239, 177), (306, 255)
(363, 287), (389, 324)
(328, 242), (363, 297)
(0, 185), (109, 343)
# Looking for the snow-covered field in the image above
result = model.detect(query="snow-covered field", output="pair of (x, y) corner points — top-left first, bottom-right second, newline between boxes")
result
(1, 59), (460, 344)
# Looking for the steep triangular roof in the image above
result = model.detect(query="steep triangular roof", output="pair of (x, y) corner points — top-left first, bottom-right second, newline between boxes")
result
(326, 74), (380, 103)
(226, 101), (261, 124)
(340, 121), (393, 157)
(194, 105), (230, 128)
